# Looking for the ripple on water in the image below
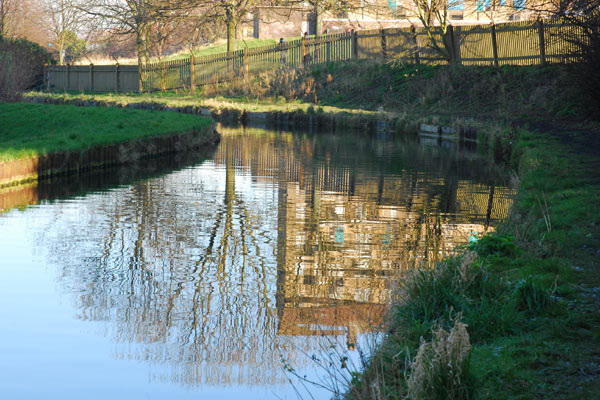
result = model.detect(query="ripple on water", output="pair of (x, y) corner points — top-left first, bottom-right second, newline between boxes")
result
(0, 125), (515, 398)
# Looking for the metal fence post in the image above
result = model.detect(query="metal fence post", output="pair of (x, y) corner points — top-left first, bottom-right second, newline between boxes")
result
(352, 30), (358, 59)
(302, 34), (307, 67)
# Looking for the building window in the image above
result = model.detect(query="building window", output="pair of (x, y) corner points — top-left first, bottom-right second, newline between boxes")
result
(449, 0), (465, 10)
(335, 227), (344, 243)
(513, 0), (526, 9)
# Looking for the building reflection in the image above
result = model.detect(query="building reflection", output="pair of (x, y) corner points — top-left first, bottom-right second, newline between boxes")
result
(29, 125), (514, 387)
(215, 126), (514, 349)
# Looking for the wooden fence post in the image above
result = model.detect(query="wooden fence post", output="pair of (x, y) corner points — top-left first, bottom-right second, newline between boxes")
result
(116, 63), (120, 92)
(411, 26), (421, 65)
(490, 24), (499, 68)
(65, 64), (70, 90)
(326, 37), (331, 62)
(381, 29), (387, 59)
(89, 63), (94, 92)
(190, 54), (196, 92)
(448, 25), (461, 65)
(537, 19), (546, 65)
(352, 30), (358, 59)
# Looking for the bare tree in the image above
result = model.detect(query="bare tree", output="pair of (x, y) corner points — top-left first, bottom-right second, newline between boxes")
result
(189, 0), (262, 54)
(179, 12), (220, 54)
(279, 0), (363, 37)
(0, 0), (19, 37)
(397, 0), (463, 62)
(42, 0), (87, 64)
(0, 0), (51, 46)
(75, 0), (193, 89)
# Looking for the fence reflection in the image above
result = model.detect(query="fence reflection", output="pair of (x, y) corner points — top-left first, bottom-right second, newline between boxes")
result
(32, 126), (514, 387)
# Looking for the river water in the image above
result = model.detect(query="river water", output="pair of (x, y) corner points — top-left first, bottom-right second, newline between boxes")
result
(0, 124), (514, 399)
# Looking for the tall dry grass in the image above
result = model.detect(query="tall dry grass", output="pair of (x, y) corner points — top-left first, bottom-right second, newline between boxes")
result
(407, 319), (473, 400)
(201, 66), (319, 102)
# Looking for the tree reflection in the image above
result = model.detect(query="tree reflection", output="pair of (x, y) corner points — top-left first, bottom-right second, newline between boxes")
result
(34, 125), (515, 388)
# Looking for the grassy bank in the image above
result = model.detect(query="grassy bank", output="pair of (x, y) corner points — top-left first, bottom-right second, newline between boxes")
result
(24, 89), (378, 117)
(200, 60), (587, 120)
(24, 60), (600, 398)
(344, 127), (600, 399)
(82, 38), (279, 65)
(29, 60), (586, 121)
(0, 102), (213, 163)
(27, 60), (593, 142)
(191, 61), (598, 398)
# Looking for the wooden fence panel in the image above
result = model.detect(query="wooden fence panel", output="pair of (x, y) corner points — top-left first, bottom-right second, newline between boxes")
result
(456, 24), (495, 66)
(495, 20), (541, 65)
(356, 29), (382, 60)
(46, 64), (139, 92)
(46, 19), (581, 93)
(544, 21), (582, 63)
(385, 28), (417, 63)
(94, 65), (119, 92)
(415, 29), (447, 65)
(116, 66), (140, 92)
(69, 66), (86, 91)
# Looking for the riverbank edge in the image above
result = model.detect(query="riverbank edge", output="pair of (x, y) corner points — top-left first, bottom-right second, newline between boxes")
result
(343, 124), (600, 399)
(17, 92), (600, 398)
(23, 93), (483, 142)
(0, 118), (220, 188)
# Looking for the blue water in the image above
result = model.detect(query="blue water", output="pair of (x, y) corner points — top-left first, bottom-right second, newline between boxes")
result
(0, 125), (514, 399)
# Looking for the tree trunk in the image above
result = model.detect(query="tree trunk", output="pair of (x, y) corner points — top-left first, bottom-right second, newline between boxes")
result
(314, 2), (322, 37)
(225, 11), (236, 75)
(226, 18), (236, 54)
(0, 12), (5, 38)
(137, 29), (146, 92)
(0, 1), (8, 38)
(58, 41), (65, 65)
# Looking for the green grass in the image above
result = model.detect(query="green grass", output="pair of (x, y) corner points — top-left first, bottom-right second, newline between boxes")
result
(161, 38), (279, 61)
(19, 61), (600, 398)
(131, 60), (585, 120)
(349, 127), (600, 399)
(33, 61), (588, 127)
(24, 90), (381, 116)
(0, 102), (213, 163)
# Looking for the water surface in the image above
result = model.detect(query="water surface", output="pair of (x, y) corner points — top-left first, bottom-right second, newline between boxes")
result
(0, 125), (514, 399)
